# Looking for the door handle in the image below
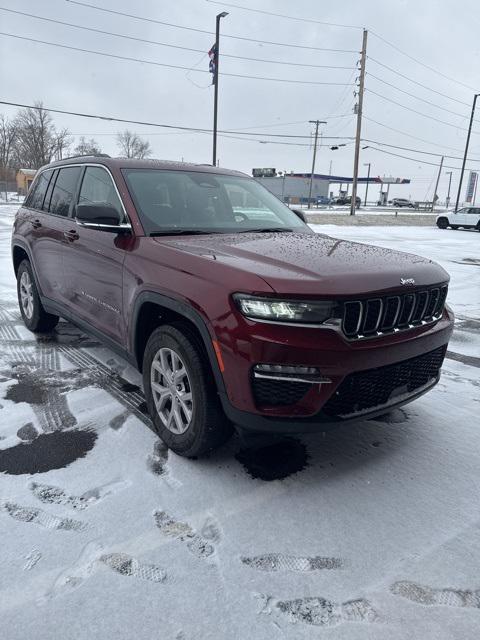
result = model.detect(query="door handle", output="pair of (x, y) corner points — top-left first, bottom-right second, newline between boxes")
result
(64, 230), (79, 242)
(31, 219), (42, 229)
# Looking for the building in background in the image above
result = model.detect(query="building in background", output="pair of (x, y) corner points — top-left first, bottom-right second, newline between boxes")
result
(253, 168), (410, 205)
(16, 169), (37, 195)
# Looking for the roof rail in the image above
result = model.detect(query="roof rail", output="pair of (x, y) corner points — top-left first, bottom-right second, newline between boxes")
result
(62, 153), (111, 161)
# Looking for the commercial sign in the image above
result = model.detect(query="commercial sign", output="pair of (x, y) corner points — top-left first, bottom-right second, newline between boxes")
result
(465, 171), (477, 203)
(252, 168), (276, 178)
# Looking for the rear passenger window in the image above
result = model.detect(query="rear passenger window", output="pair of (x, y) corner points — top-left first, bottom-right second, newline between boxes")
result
(42, 169), (59, 212)
(78, 166), (125, 221)
(49, 167), (82, 217)
(26, 170), (53, 210)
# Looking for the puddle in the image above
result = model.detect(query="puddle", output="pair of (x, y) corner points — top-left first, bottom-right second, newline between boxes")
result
(6, 376), (50, 404)
(235, 438), (308, 481)
(0, 429), (97, 475)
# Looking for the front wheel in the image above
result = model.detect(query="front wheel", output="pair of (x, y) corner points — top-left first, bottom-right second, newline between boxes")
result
(436, 217), (448, 229)
(143, 324), (233, 457)
(17, 260), (59, 332)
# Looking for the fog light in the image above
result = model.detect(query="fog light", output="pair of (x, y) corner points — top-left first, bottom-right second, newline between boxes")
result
(253, 364), (331, 384)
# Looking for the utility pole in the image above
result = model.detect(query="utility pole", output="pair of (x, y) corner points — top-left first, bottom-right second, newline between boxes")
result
(350, 29), (368, 215)
(445, 171), (453, 208)
(363, 162), (371, 206)
(212, 11), (228, 167)
(455, 92), (479, 212)
(432, 156), (444, 212)
(307, 120), (326, 207)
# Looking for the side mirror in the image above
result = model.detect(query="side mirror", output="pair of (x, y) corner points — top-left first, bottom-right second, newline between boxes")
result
(75, 203), (129, 232)
(291, 208), (308, 223)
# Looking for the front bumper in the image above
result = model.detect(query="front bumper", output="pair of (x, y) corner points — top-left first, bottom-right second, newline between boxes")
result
(215, 306), (453, 433)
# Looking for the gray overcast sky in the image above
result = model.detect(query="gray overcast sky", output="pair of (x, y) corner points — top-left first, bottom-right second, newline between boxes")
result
(1, 0), (480, 201)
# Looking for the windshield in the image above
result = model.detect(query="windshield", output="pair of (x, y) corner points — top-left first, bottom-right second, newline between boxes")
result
(122, 169), (307, 235)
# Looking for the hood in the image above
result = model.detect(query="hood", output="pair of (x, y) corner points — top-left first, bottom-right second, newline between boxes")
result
(155, 231), (449, 296)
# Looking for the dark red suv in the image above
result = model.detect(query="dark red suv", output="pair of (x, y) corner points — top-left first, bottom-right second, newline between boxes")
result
(12, 156), (453, 457)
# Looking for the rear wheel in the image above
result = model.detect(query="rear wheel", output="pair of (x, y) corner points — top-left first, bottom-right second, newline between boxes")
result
(16, 260), (59, 332)
(143, 324), (233, 457)
(436, 217), (448, 229)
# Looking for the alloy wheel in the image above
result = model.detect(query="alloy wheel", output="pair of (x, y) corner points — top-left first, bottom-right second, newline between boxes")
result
(20, 270), (34, 320)
(150, 347), (193, 434)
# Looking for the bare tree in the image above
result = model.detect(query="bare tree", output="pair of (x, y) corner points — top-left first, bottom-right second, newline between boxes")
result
(12, 102), (71, 168)
(116, 130), (152, 159)
(0, 115), (18, 200)
(0, 115), (18, 170)
(74, 136), (102, 156)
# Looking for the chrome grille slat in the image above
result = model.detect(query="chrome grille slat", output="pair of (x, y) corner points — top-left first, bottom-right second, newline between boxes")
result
(341, 285), (448, 341)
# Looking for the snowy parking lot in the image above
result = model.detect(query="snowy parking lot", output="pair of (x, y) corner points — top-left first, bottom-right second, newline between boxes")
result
(1, 204), (480, 639)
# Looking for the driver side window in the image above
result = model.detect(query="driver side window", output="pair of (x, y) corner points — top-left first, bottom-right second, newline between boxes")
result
(79, 166), (125, 221)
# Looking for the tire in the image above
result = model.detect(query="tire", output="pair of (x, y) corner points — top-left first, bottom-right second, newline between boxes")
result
(16, 260), (59, 332)
(436, 217), (448, 229)
(143, 323), (233, 457)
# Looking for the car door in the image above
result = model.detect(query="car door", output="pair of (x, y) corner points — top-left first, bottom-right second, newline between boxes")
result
(63, 165), (129, 344)
(28, 166), (83, 306)
(465, 207), (480, 228)
(454, 207), (469, 226)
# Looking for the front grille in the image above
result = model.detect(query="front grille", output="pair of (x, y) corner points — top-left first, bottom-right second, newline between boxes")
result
(252, 378), (310, 407)
(323, 346), (446, 418)
(342, 285), (447, 340)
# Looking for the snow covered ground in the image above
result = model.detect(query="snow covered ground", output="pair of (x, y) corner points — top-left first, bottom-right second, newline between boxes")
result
(1, 205), (479, 640)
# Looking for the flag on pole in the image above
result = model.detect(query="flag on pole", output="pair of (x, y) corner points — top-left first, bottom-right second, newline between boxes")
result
(208, 43), (217, 84)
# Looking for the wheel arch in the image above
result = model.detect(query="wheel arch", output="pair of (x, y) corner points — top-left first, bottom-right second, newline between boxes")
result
(131, 292), (226, 395)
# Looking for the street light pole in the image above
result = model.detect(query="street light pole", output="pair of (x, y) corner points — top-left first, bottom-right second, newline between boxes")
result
(212, 11), (228, 167)
(445, 171), (453, 208)
(307, 120), (326, 207)
(363, 162), (371, 206)
(454, 92), (479, 212)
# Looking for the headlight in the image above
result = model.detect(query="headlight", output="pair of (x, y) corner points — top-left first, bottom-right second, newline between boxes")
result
(233, 294), (339, 324)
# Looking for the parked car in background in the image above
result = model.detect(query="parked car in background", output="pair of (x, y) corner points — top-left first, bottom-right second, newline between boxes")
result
(333, 195), (361, 206)
(436, 207), (480, 230)
(12, 156), (453, 458)
(316, 195), (332, 206)
(391, 198), (414, 208)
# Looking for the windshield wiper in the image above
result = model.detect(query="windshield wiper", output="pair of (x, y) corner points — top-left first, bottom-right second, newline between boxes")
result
(149, 229), (222, 236)
(237, 227), (294, 233)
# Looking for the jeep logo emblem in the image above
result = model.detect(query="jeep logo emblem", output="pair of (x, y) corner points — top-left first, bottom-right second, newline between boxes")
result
(400, 278), (415, 285)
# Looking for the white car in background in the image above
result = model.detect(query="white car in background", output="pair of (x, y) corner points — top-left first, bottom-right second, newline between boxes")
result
(436, 207), (480, 230)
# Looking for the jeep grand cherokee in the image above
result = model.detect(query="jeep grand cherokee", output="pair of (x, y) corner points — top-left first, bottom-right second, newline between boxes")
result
(12, 157), (454, 457)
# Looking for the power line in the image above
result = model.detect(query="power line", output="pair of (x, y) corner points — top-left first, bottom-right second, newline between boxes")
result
(205, 0), (363, 30)
(206, 2), (479, 99)
(364, 144), (480, 171)
(66, 0), (357, 53)
(366, 88), (479, 134)
(370, 31), (480, 94)
(0, 7), (355, 70)
(363, 115), (479, 154)
(0, 99), (357, 141)
(362, 137), (480, 161)
(368, 57), (471, 107)
(367, 73), (469, 119)
(0, 32), (354, 86)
